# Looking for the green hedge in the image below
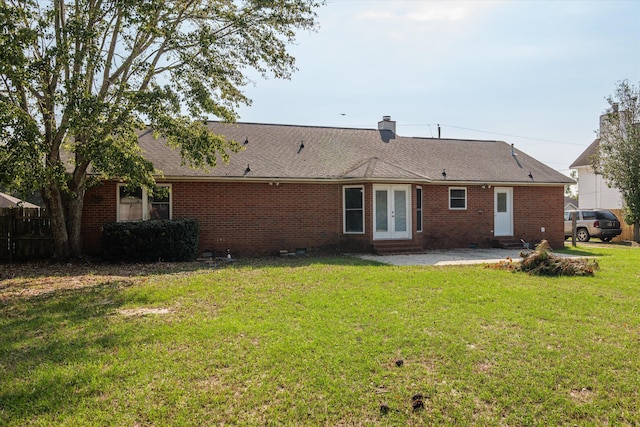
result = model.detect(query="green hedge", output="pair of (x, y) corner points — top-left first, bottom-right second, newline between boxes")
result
(102, 219), (199, 262)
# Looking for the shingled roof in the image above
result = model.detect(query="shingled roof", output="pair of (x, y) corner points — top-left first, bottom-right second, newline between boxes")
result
(0, 192), (40, 209)
(137, 121), (572, 185)
(569, 138), (599, 169)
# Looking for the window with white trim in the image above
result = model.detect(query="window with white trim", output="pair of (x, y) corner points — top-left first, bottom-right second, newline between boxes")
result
(416, 186), (423, 232)
(449, 187), (467, 210)
(117, 184), (172, 222)
(343, 186), (364, 233)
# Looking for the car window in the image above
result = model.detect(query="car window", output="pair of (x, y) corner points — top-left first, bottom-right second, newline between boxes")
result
(595, 211), (618, 220)
(564, 212), (572, 221)
(582, 211), (596, 220)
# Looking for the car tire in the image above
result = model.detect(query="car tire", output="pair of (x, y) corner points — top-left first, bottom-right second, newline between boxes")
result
(576, 228), (590, 242)
(601, 237), (612, 242)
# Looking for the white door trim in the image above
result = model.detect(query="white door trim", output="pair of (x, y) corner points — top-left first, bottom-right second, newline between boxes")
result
(373, 184), (411, 240)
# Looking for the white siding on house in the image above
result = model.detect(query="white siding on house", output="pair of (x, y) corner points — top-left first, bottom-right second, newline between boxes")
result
(576, 166), (624, 209)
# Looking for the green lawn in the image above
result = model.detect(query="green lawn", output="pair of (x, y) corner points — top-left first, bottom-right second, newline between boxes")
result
(1, 244), (639, 426)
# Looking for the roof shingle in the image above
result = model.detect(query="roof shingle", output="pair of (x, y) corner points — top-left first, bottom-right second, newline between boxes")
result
(137, 121), (573, 184)
(569, 139), (599, 169)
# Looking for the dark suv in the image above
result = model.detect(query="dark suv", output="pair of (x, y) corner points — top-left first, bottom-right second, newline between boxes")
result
(564, 209), (622, 242)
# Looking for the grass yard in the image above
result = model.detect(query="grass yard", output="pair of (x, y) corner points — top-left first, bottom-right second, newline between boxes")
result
(1, 244), (639, 426)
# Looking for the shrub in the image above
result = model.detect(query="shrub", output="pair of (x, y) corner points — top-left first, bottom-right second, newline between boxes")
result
(102, 219), (199, 262)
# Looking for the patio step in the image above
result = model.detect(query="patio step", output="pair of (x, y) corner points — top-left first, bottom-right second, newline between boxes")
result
(373, 241), (424, 255)
(493, 237), (528, 250)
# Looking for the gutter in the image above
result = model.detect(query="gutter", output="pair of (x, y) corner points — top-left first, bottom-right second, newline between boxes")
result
(148, 175), (572, 187)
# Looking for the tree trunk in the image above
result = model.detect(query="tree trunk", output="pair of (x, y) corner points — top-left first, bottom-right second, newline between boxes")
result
(66, 159), (89, 258)
(43, 181), (86, 260)
(44, 182), (72, 261)
(634, 220), (640, 243)
(67, 188), (85, 258)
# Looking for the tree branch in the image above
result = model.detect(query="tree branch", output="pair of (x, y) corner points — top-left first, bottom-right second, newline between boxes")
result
(101, 5), (123, 92)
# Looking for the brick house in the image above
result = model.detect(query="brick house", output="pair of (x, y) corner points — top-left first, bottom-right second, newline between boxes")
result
(81, 117), (573, 256)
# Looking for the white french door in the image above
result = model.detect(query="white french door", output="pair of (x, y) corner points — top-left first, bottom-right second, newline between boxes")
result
(373, 185), (411, 240)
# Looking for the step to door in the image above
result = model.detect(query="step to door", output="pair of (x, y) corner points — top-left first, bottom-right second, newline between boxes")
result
(492, 237), (528, 249)
(373, 241), (424, 255)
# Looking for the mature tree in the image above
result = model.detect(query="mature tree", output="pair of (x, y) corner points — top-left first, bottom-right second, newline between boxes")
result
(592, 80), (640, 242)
(0, 0), (322, 260)
(565, 170), (578, 200)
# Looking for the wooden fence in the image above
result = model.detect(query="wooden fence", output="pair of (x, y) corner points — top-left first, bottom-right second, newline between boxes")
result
(609, 209), (636, 242)
(0, 207), (54, 262)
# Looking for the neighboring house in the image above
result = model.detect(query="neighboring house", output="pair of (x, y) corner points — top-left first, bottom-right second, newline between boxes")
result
(81, 117), (573, 256)
(564, 197), (578, 211)
(569, 115), (633, 241)
(569, 139), (625, 210)
(0, 192), (40, 209)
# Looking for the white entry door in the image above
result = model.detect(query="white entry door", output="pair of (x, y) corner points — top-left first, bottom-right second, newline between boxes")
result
(374, 185), (411, 240)
(494, 187), (513, 236)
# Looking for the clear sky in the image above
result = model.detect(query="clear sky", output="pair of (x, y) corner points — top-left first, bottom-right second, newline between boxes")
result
(236, 0), (640, 178)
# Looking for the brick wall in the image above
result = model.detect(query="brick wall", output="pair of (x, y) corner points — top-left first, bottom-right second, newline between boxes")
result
(420, 185), (565, 249)
(420, 185), (494, 249)
(513, 186), (565, 248)
(171, 181), (342, 256)
(81, 182), (118, 254)
(81, 180), (567, 256)
(82, 181), (346, 256)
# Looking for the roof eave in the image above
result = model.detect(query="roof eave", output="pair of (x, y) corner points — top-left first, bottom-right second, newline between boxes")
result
(152, 175), (572, 186)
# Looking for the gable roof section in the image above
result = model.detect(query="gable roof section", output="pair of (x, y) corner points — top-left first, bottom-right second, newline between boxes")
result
(570, 138), (599, 169)
(340, 157), (428, 179)
(137, 121), (572, 185)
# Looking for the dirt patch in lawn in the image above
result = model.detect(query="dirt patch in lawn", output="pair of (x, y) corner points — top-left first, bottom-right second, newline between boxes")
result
(0, 260), (202, 301)
(570, 387), (595, 404)
(118, 307), (172, 317)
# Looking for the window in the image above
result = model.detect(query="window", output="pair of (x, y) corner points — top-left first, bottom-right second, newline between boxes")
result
(117, 184), (172, 222)
(496, 192), (507, 213)
(344, 186), (364, 233)
(416, 186), (423, 232)
(149, 187), (170, 220)
(118, 186), (144, 221)
(594, 210), (617, 220)
(449, 187), (467, 210)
